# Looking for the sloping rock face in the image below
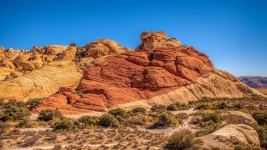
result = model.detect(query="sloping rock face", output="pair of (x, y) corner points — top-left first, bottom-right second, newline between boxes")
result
(226, 111), (257, 125)
(32, 31), (266, 114)
(211, 124), (260, 145)
(0, 40), (130, 101)
(199, 124), (260, 148)
(0, 61), (82, 101)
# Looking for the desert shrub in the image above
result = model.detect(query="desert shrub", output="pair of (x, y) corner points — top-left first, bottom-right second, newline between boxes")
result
(202, 113), (223, 123)
(17, 119), (29, 128)
(38, 109), (63, 121)
(109, 108), (127, 121)
(195, 104), (210, 110)
(98, 114), (119, 127)
(0, 106), (30, 121)
(252, 112), (267, 125)
(165, 129), (196, 149)
(167, 102), (190, 111)
(72, 90), (83, 96)
(53, 119), (74, 131)
(176, 113), (189, 120)
(26, 98), (42, 110)
(190, 117), (202, 125)
(150, 113), (179, 128)
(232, 104), (243, 110)
(23, 134), (42, 147)
(0, 121), (9, 134)
(132, 107), (146, 113)
(78, 115), (98, 126)
(218, 102), (227, 109)
(167, 104), (178, 111)
(54, 144), (62, 150)
(251, 124), (267, 148)
(196, 122), (224, 137)
(151, 104), (166, 112)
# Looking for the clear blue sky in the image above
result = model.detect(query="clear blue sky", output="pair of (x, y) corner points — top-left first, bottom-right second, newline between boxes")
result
(0, 0), (266, 77)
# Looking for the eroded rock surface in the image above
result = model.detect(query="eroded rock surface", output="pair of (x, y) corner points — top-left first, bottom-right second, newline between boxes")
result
(32, 31), (266, 114)
(0, 40), (130, 101)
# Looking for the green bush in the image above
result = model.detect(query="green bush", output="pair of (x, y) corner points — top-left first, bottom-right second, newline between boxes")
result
(78, 115), (98, 126)
(165, 129), (195, 149)
(167, 103), (190, 111)
(38, 109), (63, 121)
(151, 104), (166, 112)
(109, 108), (127, 121)
(54, 144), (62, 150)
(26, 98), (42, 110)
(54, 119), (74, 131)
(218, 102), (227, 109)
(0, 106), (30, 121)
(98, 114), (119, 127)
(251, 124), (267, 148)
(167, 104), (178, 111)
(196, 122), (224, 137)
(150, 113), (179, 128)
(132, 107), (146, 113)
(202, 113), (223, 123)
(176, 113), (189, 120)
(252, 112), (267, 125)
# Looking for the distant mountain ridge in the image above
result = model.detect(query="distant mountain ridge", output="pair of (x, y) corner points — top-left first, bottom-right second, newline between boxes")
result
(238, 76), (267, 88)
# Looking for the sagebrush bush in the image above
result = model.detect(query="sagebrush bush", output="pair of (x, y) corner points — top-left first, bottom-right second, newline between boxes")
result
(38, 109), (63, 121)
(98, 114), (119, 127)
(26, 98), (42, 110)
(23, 134), (42, 147)
(78, 115), (98, 126)
(53, 119), (74, 131)
(202, 113), (223, 123)
(165, 129), (195, 149)
(252, 112), (267, 125)
(150, 113), (179, 128)
(0, 106), (30, 121)
(151, 104), (166, 112)
(167, 104), (178, 111)
(132, 107), (146, 113)
(109, 108), (127, 121)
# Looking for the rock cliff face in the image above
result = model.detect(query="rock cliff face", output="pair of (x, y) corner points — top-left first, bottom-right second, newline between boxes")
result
(32, 31), (266, 114)
(0, 40), (130, 101)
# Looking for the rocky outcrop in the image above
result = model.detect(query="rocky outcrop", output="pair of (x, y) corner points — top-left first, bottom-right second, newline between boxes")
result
(84, 39), (131, 58)
(226, 111), (257, 125)
(211, 124), (260, 145)
(199, 124), (260, 149)
(0, 61), (82, 101)
(32, 31), (266, 114)
(0, 40), (130, 101)
(135, 31), (181, 52)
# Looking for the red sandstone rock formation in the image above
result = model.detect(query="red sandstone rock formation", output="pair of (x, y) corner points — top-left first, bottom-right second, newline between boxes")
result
(32, 35), (214, 113)
(32, 31), (265, 114)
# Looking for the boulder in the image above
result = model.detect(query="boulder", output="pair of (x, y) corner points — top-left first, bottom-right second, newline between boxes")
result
(135, 31), (181, 51)
(226, 111), (257, 125)
(211, 124), (260, 146)
(85, 39), (131, 58)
